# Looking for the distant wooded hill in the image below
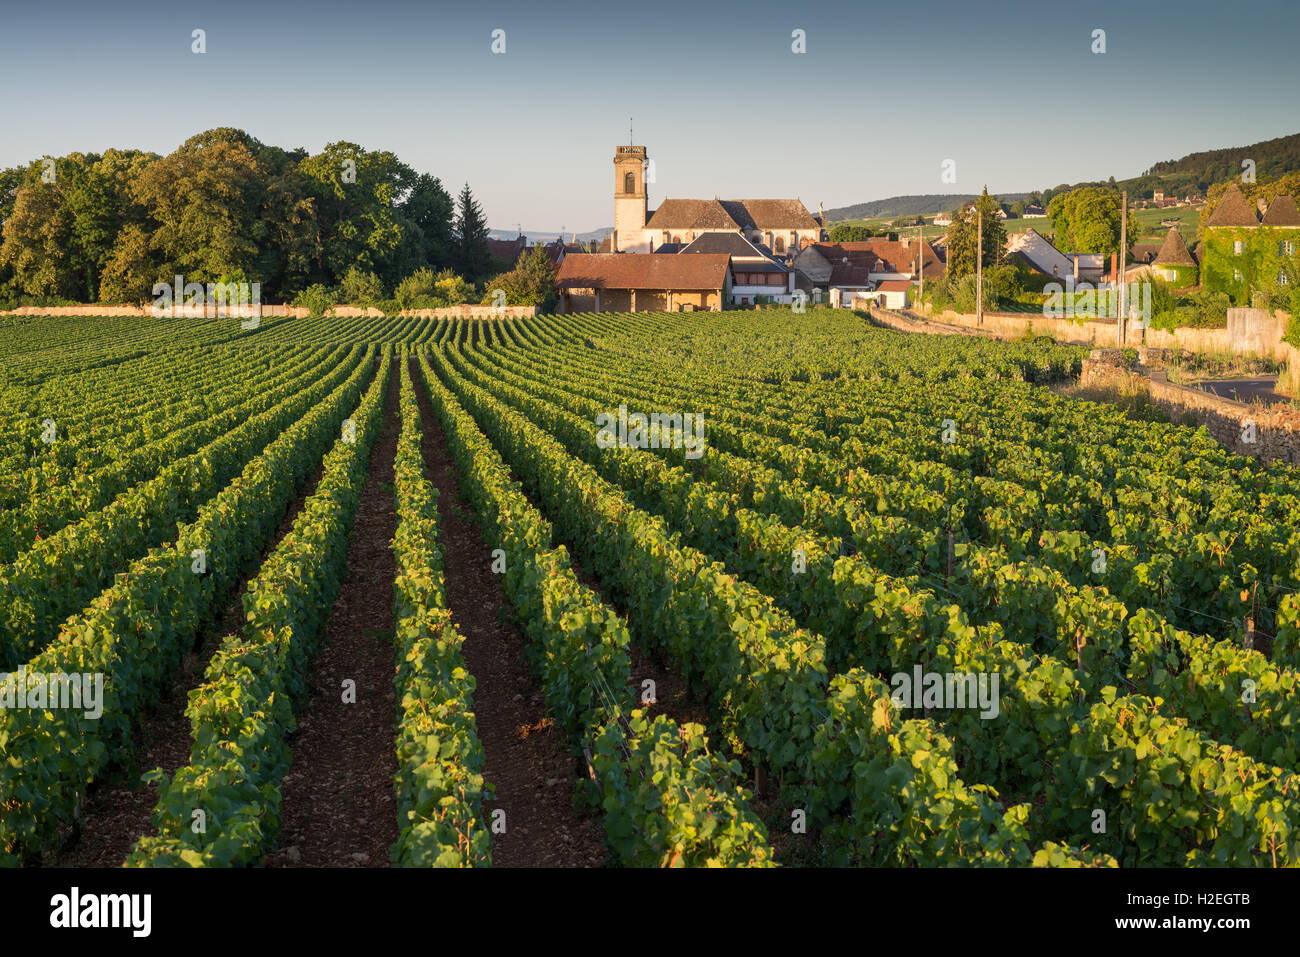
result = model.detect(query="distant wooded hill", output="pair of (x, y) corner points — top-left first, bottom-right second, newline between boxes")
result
(825, 132), (1300, 222)
(824, 194), (1030, 221)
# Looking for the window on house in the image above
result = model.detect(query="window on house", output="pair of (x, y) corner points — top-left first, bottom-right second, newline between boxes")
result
(624, 172), (636, 194)
(1233, 240), (1244, 255)
(1283, 241), (1296, 256)
(774, 237), (785, 253)
(768, 273), (784, 286)
(1281, 271), (1290, 285)
(1233, 268), (1243, 282)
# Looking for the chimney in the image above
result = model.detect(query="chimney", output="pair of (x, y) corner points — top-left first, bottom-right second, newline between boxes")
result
(1073, 256), (1079, 282)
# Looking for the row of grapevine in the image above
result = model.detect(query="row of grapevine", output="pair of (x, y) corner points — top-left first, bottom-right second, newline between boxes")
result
(125, 350), (393, 866)
(0, 345), (366, 668)
(388, 352), (492, 867)
(413, 350), (776, 865)
(0, 344), (348, 564)
(0, 348), (378, 861)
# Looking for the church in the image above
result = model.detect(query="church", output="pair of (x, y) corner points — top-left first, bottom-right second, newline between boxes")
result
(601, 144), (826, 255)
(555, 143), (828, 313)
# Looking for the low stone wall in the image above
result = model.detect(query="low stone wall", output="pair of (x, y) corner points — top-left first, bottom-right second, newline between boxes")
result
(0, 303), (539, 319)
(1079, 358), (1300, 465)
(866, 305), (996, 337)
(931, 308), (1120, 346)
(917, 305), (1297, 359)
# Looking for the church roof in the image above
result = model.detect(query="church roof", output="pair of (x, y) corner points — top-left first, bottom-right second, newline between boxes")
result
(646, 199), (739, 230)
(724, 199), (820, 230)
(1261, 194), (1300, 226)
(645, 198), (818, 230)
(1205, 185), (1259, 227)
(1153, 227), (1198, 266)
(556, 253), (732, 290)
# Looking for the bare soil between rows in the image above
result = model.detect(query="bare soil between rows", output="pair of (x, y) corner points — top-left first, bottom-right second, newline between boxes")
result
(410, 356), (607, 868)
(264, 368), (402, 868)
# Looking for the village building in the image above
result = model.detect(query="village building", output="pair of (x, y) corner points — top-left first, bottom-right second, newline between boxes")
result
(1005, 228), (1105, 283)
(1151, 227), (1199, 286)
(539, 234), (590, 269)
(486, 234), (528, 268)
(604, 144), (824, 254)
(793, 237), (941, 289)
(555, 253), (731, 313)
(1200, 184), (1300, 301)
(790, 238), (941, 306)
(679, 232), (795, 305)
(870, 279), (913, 309)
(1129, 242), (1162, 265)
(1023, 204), (1047, 218)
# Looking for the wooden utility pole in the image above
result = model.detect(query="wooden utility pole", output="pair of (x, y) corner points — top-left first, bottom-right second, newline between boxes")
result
(1118, 190), (1127, 343)
(976, 207), (983, 326)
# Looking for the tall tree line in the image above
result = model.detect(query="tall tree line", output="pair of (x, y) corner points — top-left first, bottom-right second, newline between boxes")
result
(0, 128), (495, 304)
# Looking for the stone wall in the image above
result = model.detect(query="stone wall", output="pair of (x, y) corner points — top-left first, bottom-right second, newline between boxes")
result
(866, 304), (997, 337)
(0, 303), (539, 319)
(1079, 357), (1300, 465)
(914, 303), (1297, 359)
(930, 308), (1120, 345)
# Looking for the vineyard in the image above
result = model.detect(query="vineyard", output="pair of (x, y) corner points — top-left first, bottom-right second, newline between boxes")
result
(2, 307), (1299, 868)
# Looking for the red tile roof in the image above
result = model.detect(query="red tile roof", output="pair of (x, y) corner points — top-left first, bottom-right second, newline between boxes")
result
(874, 280), (913, 292)
(555, 253), (731, 291)
(807, 239), (943, 278)
(486, 236), (527, 264)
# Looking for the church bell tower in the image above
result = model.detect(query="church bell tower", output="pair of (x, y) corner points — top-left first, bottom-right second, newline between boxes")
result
(613, 145), (648, 252)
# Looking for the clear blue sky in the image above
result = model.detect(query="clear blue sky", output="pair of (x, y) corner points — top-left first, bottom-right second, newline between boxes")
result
(2, 0), (1297, 231)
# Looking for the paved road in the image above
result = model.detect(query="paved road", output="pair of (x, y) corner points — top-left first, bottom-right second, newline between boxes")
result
(1192, 378), (1290, 407)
